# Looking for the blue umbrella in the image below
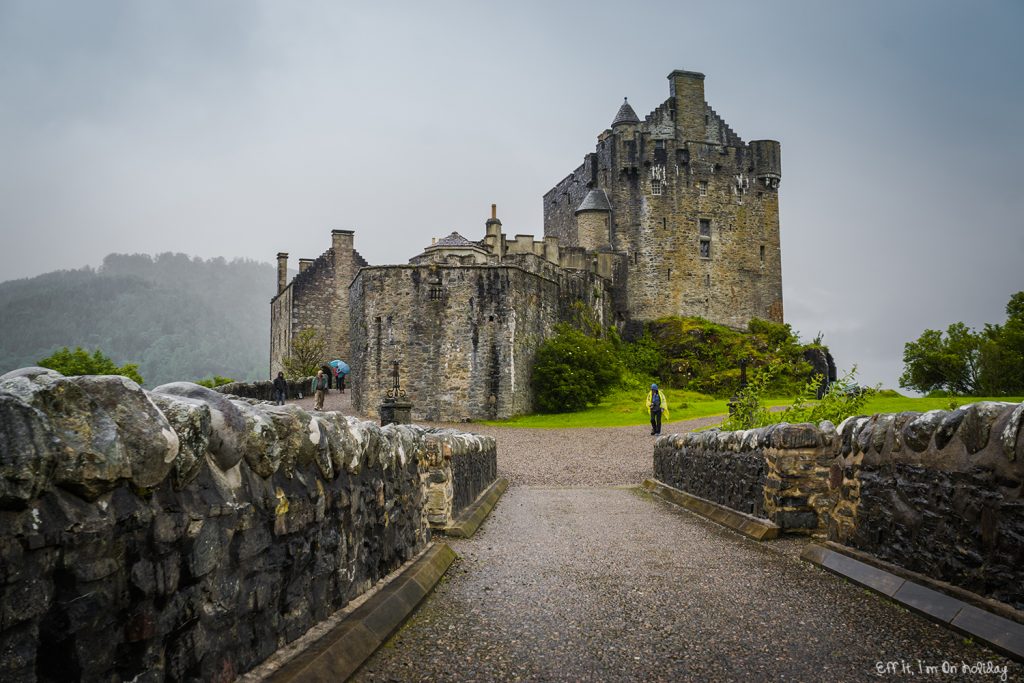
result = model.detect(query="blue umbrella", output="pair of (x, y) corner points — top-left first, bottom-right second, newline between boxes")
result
(328, 359), (350, 376)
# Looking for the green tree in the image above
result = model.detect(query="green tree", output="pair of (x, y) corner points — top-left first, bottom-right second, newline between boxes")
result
(531, 324), (622, 413)
(978, 292), (1024, 394)
(900, 292), (1024, 396)
(38, 347), (144, 384)
(283, 328), (328, 378)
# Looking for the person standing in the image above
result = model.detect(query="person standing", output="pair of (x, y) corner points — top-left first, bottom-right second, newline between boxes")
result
(312, 370), (329, 411)
(646, 383), (669, 435)
(273, 372), (287, 406)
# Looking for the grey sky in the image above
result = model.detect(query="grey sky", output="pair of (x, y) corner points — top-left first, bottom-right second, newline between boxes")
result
(1, 0), (1022, 390)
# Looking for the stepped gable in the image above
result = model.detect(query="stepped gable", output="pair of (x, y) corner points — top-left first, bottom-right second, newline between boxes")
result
(611, 98), (640, 127)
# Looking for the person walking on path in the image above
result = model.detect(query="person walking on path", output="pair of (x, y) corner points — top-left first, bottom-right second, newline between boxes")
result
(272, 374), (288, 405)
(646, 383), (669, 435)
(311, 370), (329, 411)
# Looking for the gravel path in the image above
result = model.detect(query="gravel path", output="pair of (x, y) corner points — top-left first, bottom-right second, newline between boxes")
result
(354, 486), (1017, 682)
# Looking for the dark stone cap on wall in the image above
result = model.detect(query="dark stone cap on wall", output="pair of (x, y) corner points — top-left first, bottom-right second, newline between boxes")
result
(611, 98), (640, 127)
(668, 69), (706, 81)
(332, 229), (355, 235)
(575, 189), (612, 214)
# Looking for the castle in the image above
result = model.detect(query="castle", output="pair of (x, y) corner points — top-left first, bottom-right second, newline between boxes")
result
(270, 70), (783, 421)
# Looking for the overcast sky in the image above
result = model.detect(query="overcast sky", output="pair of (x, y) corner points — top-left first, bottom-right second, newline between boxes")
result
(1, 0), (1022, 390)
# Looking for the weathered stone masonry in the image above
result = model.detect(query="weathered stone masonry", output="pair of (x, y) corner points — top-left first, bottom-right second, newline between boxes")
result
(270, 231), (368, 377)
(654, 401), (1024, 610)
(544, 70), (783, 333)
(272, 69), (782, 422)
(0, 367), (495, 682)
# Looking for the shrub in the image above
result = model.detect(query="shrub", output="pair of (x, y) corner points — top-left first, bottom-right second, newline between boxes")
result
(720, 362), (779, 431)
(532, 325), (622, 413)
(780, 367), (875, 425)
(38, 346), (144, 385)
(196, 375), (234, 388)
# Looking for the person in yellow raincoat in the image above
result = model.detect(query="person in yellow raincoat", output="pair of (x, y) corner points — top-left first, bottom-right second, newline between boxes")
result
(645, 383), (669, 435)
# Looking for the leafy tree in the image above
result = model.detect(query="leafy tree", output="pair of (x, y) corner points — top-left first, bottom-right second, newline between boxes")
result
(900, 291), (1024, 396)
(531, 324), (622, 413)
(38, 346), (144, 384)
(283, 328), (328, 378)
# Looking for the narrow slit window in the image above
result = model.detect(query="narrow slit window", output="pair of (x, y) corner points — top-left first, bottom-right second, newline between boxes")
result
(699, 219), (711, 237)
(700, 240), (711, 258)
(759, 245), (765, 263)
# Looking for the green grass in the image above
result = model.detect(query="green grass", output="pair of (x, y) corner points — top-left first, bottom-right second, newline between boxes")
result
(480, 388), (790, 429)
(860, 392), (1023, 415)
(479, 388), (1023, 429)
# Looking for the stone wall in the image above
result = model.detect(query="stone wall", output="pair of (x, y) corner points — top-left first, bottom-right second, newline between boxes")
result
(214, 377), (313, 401)
(654, 401), (1024, 609)
(418, 430), (498, 528)
(0, 367), (490, 681)
(349, 263), (611, 422)
(269, 231), (368, 378)
(654, 422), (834, 530)
(827, 402), (1024, 610)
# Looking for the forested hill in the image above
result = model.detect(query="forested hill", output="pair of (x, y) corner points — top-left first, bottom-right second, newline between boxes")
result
(0, 253), (279, 386)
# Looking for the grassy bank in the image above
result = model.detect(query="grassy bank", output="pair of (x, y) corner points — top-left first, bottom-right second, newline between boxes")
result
(480, 389), (1023, 429)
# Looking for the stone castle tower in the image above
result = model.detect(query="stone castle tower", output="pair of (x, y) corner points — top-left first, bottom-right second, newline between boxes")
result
(544, 69), (783, 334)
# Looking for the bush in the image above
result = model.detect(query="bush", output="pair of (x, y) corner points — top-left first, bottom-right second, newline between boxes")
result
(532, 325), (622, 413)
(780, 367), (875, 426)
(196, 375), (234, 388)
(38, 346), (144, 385)
(646, 316), (815, 397)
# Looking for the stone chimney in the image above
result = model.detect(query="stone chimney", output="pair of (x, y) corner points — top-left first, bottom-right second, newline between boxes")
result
(276, 252), (288, 295)
(484, 204), (504, 260)
(669, 69), (707, 142)
(298, 258), (313, 274)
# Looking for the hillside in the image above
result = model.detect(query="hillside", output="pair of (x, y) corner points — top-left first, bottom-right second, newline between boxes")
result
(0, 253), (278, 386)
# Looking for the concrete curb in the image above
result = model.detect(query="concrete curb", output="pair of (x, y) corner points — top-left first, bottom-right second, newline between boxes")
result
(801, 543), (1024, 662)
(264, 543), (458, 682)
(641, 478), (780, 541)
(438, 477), (508, 539)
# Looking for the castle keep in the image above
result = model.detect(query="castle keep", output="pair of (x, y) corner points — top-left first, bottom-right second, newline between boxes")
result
(270, 70), (784, 421)
(544, 69), (783, 332)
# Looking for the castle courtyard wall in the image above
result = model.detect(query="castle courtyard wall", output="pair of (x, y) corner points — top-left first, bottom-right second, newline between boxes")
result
(349, 264), (610, 422)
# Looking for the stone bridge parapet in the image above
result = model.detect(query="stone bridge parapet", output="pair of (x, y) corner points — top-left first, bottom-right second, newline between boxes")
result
(0, 367), (494, 682)
(654, 401), (1024, 610)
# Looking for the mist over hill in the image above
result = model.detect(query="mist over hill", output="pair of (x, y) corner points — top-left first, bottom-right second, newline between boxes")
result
(0, 253), (279, 386)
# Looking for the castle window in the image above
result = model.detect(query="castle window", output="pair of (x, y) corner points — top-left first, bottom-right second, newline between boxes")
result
(667, 268), (672, 280)
(652, 179), (663, 195)
(699, 180), (708, 196)
(760, 245), (765, 263)
(655, 139), (665, 149)
(430, 287), (444, 300)
(705, 274), (711, 287)
(699, 219), (711, 237)
(699, 219), (712, 259)
(700, 240), (711, 259)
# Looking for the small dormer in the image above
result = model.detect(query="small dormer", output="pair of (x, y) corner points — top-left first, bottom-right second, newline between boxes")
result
(414, 231), (489, 265)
